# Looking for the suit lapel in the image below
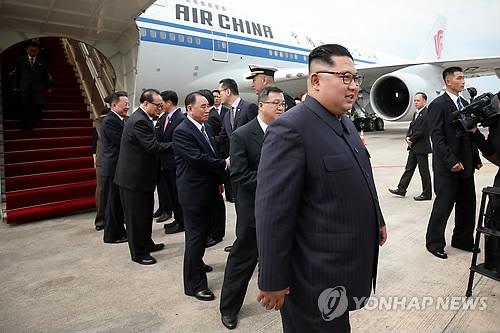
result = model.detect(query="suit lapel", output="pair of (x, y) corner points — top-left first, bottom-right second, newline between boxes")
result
(186, 119), (216, 156)
(234, 100), (244, 128)
(304, 97), (344, 137)
(250, 117), (264, 148)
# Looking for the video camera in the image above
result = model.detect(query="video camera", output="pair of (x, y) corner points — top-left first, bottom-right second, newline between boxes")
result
(451, 88), (500, 136)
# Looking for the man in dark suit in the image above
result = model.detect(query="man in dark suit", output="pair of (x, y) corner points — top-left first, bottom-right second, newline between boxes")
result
(153, 107), (173, 223)
(173, 92), (229, 301)
(255, 44), (387, 332)
(14, 41), (52, 130)
(216, 78), (259, 151)
(426, 67), (482, 260)
(219, 86), (285, 330)
(198, 89), (227, 248)
(216, 78), (258, 252)
(101, 92), (129, 243)
(156, 90), (185, 234)
(114, 89), (170, 265)
(246, 64), (296, 111)
(389, 92), (432, 200)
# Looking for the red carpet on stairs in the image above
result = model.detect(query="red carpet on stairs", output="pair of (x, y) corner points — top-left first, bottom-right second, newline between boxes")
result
(1, 37), (97, 224)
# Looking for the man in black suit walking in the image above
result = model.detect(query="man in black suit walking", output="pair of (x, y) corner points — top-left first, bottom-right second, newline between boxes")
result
(114, 89), (170, 265)
(255, 44), (387, 332)
(173, 92), (229, 301)
(426, 67), (482, 260)
(156, 90), (185, 234)
(14, 41), (52, 130)
(101, 92), (129, 244)
(219, 86), (285, 330)
(389, 92), (432, 200)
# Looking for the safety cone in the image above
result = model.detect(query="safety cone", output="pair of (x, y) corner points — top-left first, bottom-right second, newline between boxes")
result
(360, 130), (366, 145)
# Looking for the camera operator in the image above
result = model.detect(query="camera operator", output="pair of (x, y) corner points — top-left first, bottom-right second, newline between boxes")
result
(426, 66), (482, 260)
(469, 92), (500, 273)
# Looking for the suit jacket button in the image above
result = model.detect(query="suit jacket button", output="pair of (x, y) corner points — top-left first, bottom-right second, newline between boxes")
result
(365, 171), (369, 177)
(354, 148), (359, 153)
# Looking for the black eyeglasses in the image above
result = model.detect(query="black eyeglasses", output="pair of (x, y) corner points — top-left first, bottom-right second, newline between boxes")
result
(151, 102), (164, 109)
(315, 71), (363, 86)
(261, 100), (286, 108)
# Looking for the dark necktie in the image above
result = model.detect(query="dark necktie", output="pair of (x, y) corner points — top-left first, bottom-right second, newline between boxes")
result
(457, 97), (464, 110)
(30, 57), (35, 67)
(230, 107), (235, 130)
(201, 125), (215, 153)
(163, 115), (169, 132)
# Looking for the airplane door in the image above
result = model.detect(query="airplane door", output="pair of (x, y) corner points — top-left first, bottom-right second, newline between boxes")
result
(211, 30), (228, 62)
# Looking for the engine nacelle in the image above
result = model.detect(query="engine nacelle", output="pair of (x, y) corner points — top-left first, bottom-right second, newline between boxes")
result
(369, 64), (443, 121)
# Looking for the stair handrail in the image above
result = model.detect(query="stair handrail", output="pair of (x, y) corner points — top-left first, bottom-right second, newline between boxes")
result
(62, 39), (116, 119)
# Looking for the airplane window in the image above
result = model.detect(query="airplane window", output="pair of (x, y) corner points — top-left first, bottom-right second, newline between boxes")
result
(169, 33), (175, 41)
(284, 52), (288, 58)
(303, 55), (306, 61)
(215, 4), (220, 9)
(222, 6), (226, 11)
(195, 37), (201, 45)
(208, 3), (213, 8)
(201, 1), (206, 5)
(179, 35), (185, 42)
(274, 50), (278, 57)
(193, 0), (199, 4)
(269, 50), (273, 56)
(150, 30), (157, 38)
(279, 51), (283, 57)
(160, 32), (166, 39)
(187, 36), (193, 43)
(140, 28), (146, 37)
(294, 54), (298, 60)
(221, 41), (227, 49)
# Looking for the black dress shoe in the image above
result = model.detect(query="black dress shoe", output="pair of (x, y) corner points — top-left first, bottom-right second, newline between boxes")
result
(206, 237), (223, 248)
(156, 212), (173, 223)
(194, 289), (215, 301)
(204, 264), (213, 272)
(149, 243), (165, 252)
(132, 255), (157, 265)
(153, 209), (164, 218)
(452, 244), (480, 253)
(221, 314), (237, 330)
(427, 248), (448, 259)
(104, 236), (128, 244)
(224, 245), (233, 252)
(414, 195), (431, 201)
(163, 221), (177, 229)
(95, 224), (104, 231)
(164, 224), (184, 234)
(388, 188), (406, 197)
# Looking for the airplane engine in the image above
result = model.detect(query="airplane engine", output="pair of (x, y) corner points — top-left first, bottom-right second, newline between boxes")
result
(369, 64), (443, 121)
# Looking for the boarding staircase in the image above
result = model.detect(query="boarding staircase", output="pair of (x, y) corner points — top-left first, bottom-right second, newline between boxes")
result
(1, 37), (96, 224)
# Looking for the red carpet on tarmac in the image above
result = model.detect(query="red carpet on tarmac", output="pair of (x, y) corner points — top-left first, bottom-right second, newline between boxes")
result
(2, 37), (96, 224)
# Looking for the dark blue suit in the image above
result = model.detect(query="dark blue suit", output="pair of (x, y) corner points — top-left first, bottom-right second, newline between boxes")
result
(100, 111), (126, 242)
(255, 95), (385, 331)
(155, 109), (185, 226)
(426, 93), (481, 252)
(173, 118), (226, 295)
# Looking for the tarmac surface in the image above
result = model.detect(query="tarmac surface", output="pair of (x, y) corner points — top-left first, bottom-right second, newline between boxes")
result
(1, 121), (499, 333)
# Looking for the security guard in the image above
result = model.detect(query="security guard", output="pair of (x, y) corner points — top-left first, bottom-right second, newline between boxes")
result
(246, 64), (296, 111)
